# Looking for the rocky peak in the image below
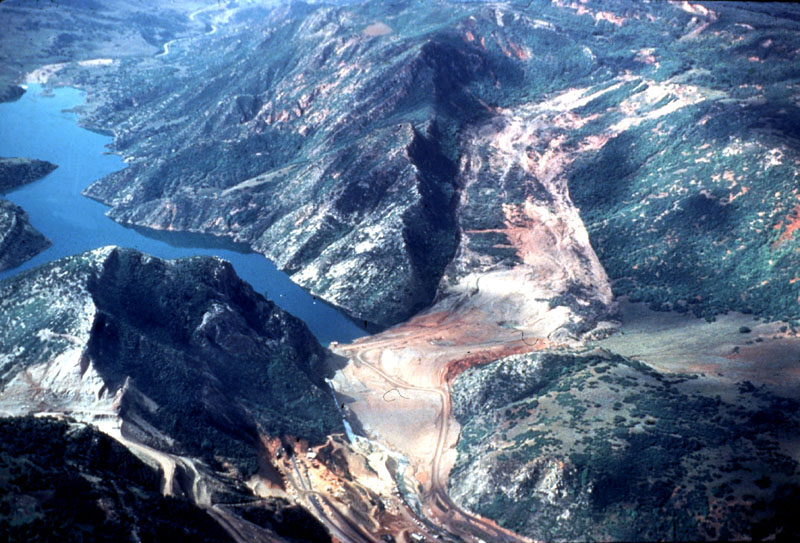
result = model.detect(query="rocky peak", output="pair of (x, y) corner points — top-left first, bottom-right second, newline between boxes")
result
(0, 246), (341, 490)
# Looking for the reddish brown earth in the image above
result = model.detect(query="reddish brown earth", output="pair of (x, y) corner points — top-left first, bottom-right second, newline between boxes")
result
(774, 203), (800, 247)
(328, 307), (554, 543)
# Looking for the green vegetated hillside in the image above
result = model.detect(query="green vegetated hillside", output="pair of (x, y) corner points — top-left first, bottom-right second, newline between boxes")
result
(1, 0), (799, 540)
(562, 2), (800, 324)
(0, 247), (341, 473)
(28, 0), (796, 328)
(450, 350), (800, 541)
(0, 416), (235, 543)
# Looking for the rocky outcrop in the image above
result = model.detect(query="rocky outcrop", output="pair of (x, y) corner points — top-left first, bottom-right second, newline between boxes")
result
(434, 98), (616, 341)
(78, 3), (473, 328)
(0, 157), (57, 192)
(0, 247), (338, 542)
(0, 157), (58, 270)
(449, 350), (800, 541)
(70, 0), (622, 330)
(0, 199), (50, 271)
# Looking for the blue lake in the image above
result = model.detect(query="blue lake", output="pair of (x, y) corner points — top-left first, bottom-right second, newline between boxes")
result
(0, 84), (367, 346)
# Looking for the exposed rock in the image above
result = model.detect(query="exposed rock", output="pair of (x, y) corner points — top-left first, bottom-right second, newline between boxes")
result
(0, 199), (50, 271)
(73, 0), (621, 329)
(0, 157), (57, 192)
(45, 0), (797, 330)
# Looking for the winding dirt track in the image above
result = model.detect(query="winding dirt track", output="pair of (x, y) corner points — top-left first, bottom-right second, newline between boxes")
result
(332, 316), (541, 543)
(156, 5), (220, 57)
(353, 347), (529, 543)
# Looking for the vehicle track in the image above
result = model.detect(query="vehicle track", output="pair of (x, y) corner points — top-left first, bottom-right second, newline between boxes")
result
(343, 341), (535, 543)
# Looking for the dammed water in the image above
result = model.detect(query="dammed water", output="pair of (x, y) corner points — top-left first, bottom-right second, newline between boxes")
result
(0, 84), (366, 346)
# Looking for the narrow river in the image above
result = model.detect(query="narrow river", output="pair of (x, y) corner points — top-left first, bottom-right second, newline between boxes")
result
(0, 84), (366, 346)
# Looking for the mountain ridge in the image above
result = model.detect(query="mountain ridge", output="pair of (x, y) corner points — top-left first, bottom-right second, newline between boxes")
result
(33, 0), (799, 332)
(0, 246), (341, 542)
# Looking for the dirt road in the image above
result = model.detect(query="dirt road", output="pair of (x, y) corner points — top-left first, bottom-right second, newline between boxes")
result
(330, 312), (545, 543)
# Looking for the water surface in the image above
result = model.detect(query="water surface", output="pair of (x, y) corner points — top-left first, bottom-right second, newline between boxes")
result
(0, 84), (366, 345)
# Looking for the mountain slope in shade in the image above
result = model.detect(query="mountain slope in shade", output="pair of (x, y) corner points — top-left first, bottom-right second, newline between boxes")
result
(0, 157), (58, 192)
(0, 157), (57, 271)
(0, 247), (338, 542)
(0, 199), (50, 271)
(0, 416), (235, 543)
(0, 85), (24, 103)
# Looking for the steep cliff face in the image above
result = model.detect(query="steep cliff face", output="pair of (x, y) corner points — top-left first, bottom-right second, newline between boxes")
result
(450, 350), (800, 541)
(0, 247), (338, 542)
(0, 199), (50, 271)
(1, 1), (799, 539)
(0, 246), (341, 461)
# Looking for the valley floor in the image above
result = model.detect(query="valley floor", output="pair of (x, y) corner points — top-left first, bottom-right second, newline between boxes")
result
(595, 299), (800, 395)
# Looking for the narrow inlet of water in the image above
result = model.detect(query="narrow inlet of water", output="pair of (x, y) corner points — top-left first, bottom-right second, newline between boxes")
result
(0, 84), (367, 346)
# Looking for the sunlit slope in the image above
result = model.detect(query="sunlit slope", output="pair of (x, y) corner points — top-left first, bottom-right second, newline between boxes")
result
(25, 0), (794, 330)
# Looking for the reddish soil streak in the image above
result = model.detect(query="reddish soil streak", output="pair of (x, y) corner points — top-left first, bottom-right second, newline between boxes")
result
(773, 203), (800, 247)
(443, 338), (550, 383)
(507, 40), (530, 60)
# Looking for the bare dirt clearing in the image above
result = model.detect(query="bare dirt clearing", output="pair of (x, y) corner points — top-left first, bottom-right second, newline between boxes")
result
(329, 309), (548, 543)
(594, 300), (800, 394)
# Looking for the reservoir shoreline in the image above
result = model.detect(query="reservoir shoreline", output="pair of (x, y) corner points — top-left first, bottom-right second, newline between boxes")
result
(0, 84), (366, 346)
